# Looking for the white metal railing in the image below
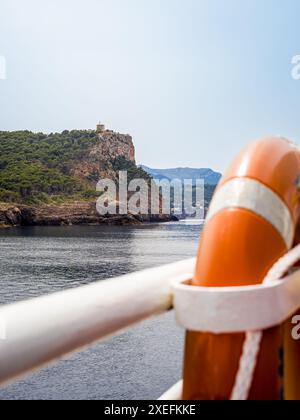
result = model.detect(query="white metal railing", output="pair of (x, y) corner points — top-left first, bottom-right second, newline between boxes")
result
(0, 258), (196, 388)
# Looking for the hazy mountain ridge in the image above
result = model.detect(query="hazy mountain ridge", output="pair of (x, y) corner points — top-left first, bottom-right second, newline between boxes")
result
(140, 165), (221, 185)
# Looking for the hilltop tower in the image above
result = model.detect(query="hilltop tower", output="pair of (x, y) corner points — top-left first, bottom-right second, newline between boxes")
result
(96, 122), (105, 133)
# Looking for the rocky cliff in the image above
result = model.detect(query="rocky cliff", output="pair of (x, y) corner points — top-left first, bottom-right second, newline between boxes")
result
(97, 131), (135, 162)
(71, 130), (136, 184)
(0, 127), (175, 227)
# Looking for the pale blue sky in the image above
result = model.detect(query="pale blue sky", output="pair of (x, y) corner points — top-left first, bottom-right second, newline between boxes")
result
(0, 0), (300, 171)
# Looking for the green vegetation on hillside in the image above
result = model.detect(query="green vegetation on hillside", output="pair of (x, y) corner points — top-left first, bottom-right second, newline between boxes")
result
(0, 130), (217, 214)
(111, 156), (152, 183)
(0, 130), (152, 206)
(0, 130), (105, 204)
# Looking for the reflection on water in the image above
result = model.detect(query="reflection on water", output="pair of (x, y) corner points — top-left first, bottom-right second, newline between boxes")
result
(0, 222), (202, 400)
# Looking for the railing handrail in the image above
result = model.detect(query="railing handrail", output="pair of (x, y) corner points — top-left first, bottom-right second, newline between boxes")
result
(0, 258), (196, 387)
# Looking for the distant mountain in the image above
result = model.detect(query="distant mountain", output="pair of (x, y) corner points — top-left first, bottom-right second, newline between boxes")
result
(140, 165), (222, 186)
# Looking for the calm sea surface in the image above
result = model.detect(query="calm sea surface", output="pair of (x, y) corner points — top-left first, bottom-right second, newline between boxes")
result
(0, 221), (202, 400)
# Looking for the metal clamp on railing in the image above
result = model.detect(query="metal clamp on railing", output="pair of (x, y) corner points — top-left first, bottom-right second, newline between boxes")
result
(173, 271), (300, 334)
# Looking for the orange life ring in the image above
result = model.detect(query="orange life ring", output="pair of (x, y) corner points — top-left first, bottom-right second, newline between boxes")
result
(182, 137), (300, 400)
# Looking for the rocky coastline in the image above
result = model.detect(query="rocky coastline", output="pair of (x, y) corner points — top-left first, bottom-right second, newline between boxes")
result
(0, 202), (177, 229)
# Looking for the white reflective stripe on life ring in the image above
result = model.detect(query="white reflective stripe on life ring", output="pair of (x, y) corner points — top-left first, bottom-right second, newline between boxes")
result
(206, 177), (295, 249)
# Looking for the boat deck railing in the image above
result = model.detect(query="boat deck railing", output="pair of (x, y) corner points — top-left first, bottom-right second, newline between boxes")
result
(0, 258), (196, 394)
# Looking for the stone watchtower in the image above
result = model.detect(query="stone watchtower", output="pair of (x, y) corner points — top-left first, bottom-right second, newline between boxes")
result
(96, 122), (105, 133)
